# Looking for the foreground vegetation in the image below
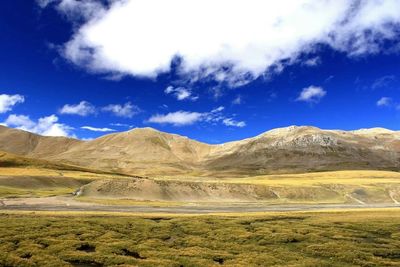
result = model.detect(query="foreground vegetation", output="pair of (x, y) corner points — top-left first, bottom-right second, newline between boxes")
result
(1, 210), (400, 266)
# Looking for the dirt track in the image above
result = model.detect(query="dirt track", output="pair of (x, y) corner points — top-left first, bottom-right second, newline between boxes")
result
(1, 196), (399, 214)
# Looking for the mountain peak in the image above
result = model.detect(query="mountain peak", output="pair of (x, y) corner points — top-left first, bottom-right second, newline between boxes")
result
(261, 125), (321, 136)
(352, 128), (395, 135)
(128, 127), (161, 133)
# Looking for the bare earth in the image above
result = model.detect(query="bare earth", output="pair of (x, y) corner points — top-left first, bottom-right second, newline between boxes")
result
(1, 196), (399, 214)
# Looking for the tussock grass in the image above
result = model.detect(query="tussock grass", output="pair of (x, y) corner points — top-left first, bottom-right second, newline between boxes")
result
(1, 210), (400, 266)
(0, 186), (74, 198)
(157, 170), (400, 186)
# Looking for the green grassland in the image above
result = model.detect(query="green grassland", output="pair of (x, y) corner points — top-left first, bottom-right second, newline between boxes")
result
(1, 209), (400, 266)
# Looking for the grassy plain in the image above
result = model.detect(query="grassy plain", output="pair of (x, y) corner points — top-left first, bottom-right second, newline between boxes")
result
(76, 170), (400, 204)
(1, 209), (400, 266)
(2, 168), (400, 204)
(0, 151), (131, 198)
(157, 170), (400, 186)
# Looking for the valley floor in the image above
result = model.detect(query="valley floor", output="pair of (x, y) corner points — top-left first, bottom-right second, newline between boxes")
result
(1, 195), (400, 213)
(2, 168), (400, 266)
(1, 209), (400, 266)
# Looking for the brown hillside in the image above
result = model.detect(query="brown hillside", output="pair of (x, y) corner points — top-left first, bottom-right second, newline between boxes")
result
(0, 125), (399, 176)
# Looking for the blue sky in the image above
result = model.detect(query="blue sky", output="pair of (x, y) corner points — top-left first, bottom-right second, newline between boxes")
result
(1, 0), (400, 143)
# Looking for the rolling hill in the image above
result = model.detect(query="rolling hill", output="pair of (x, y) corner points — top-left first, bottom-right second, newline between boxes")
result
(0, 125), (399, 176)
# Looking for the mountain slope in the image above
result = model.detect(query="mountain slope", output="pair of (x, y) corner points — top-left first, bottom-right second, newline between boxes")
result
(0, 125), (82, 157)
(48, 128), (212, 175)
(0, 125), (399, 176)
(203, 126), (400, 175)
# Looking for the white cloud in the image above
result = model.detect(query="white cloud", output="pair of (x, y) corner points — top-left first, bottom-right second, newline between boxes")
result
(3, 114), (35, 129)
(44, 0), (400, 85)
(371, 75), (396, 90)
(211, 106), (225, 113)
(110, 123), (134, 128)
(377, 97), (392, 107)
(148, 106), (245, 127)
(38, 0), (107, 21)
(232, 95), (242, 105)
(164, 86), (198, 101)
(148, 111), (203, 126)
(296, 86), (327, 103)
(3, 114), (74, 137)
(81, 126), (116, 132)
(102, 102), (140, 118)
(303, 57), (321, 67)
(0, 94), (24, 113)
(36, 0), (55, 8)
(59, 101), (96, 116)
(222, 118), (246, 128)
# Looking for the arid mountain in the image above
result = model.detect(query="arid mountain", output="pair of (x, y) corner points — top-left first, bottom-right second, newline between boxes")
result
(48, 128), (212, 176)
(203, 126), (400, 175)
(0, 125), (82, 158)
(0, 125), (399, 176)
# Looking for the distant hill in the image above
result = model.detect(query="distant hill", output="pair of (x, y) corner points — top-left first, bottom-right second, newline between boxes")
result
(0, 150), (127, 176)
(0, 125), (399, 176)
(0, 125), (82, 157)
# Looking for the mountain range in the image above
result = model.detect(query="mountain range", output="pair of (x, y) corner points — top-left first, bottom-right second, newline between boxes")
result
(1, 125), (399, 177)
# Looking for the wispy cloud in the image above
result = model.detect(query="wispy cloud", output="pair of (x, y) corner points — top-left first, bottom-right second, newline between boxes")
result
(376, 97), (392, 107)
(232, 95), (242, 105)
(148, 106), (245, 127)
(2, 114), (74, 137)
(110, 123), (134, 128)
(36, 0), (54, 8)
(303, 57), (321, 67)
(102, 102), (140, 118)
(0, 94), (24, 113)
(371, 75), (396, 90)
(41, 0), (400, 86)
(81, 126), (116, 132)
(59, 101), (96, 116)
(222, 118), (246, 128)
(148, 111), (203, 126)
(164, 86), (198, 101)
(296, 86), (327, 104)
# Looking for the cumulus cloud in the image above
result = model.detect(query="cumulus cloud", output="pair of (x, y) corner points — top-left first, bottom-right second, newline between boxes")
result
(81, 126), (116, 132)
(0, 94), (25, 113)
(59, 101), (96, 116)
(164, 86), (198, 101)
(2, 114), (74, 137)
(102, 102), (140, 118)
(376, 97), (392, 107)
(42, 0), (400, 86)
(296, 86), (327, 103)
(148, 106), (245, 127)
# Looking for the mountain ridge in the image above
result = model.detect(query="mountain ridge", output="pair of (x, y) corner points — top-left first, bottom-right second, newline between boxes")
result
(1, 125), (399, 176)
